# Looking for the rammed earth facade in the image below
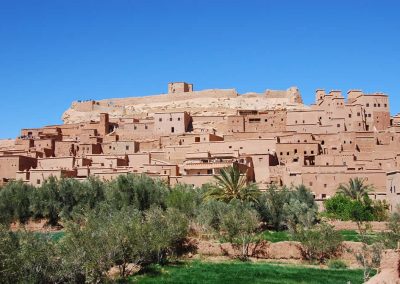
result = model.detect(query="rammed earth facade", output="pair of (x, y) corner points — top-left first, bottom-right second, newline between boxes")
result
(1, 82), (400, 209)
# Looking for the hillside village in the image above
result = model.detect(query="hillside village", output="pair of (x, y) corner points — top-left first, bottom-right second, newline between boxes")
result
(1, 82), (400, 208)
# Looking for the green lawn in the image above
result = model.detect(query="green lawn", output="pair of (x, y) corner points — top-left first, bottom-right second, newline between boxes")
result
(261, 229), (378, 243)
(338, 230), (378, 244)
(261, 230), (292, 242)
(131, 261), (369, 284)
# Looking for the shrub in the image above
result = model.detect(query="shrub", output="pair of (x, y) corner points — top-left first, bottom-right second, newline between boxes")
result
(0, 181), (34, 224)
(255, 184), (318, 231)
(197, 200), (230, 233)
(166, 183), (203, 219)
(380, 204), (400, 249)
(293, 222), (343, 263)
(58, 205), (189, 281)
(106, 174), (169, 211)
(327, 259), (348, 269)
(0, 225), (59, 283)
(323, 193), (387, 222)
(220, 201), (260, 259)
(255, 185), (289, 230)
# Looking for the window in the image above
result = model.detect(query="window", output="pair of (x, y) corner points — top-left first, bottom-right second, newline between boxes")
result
(159, 118), (162, 122)
(324, 184), (327, 188)
(366, 103), (369, 107)
(171, 127), (175, 133)
(287, 152), (290, 155)
(322, 193), (327, 199)
(134, 126), (137, 130)
(37, 179), (41, 185)
(304, 151), (307, 154)
(207, 169), (212, 175)
(145, 125), (148, 129)
(348, 114), (352, 118)
(280, 152), (283, 155)
(169, 117), (172, 121)
(311, 150), (314, 154)
(178, 117), (181, 121)
(195, 137), (200, 142)
(357, 112), (361, 116)
(378, 103), (381, 107)
(126, 146), (129, 151)
(264, 119), (268, 122)
(337, 124), (340, 127)
(294, 149), (298, 154)
(384, 104), (387, 107)
(374, 103), (377, 107)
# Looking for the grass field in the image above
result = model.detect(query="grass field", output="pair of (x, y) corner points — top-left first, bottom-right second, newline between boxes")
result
(261, 229), (378, 243)
(131, 261), (369, 284)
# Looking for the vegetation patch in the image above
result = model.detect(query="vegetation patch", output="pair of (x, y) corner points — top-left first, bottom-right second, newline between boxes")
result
(131, 261), (369, 284)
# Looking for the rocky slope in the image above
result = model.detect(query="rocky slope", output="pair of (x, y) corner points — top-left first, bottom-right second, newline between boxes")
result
(62, 86), (306, 124)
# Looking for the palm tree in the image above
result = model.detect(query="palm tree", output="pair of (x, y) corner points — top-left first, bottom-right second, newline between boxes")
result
(205, 166), (260, 203)
(338, 178), (373, 202)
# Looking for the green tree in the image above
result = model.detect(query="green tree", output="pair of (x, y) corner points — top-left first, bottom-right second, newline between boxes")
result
(0, 181), (34, 224)
(205, 166), (260, 203)
(323, 193), (386, 222)
(255, 184), (317, 231)
(17, 232), (60, 283)
(145, 207), (189, 263)
(58, 205), (126, 282)
(380, 204), (400, 249)
(220, 202), (260, 260)
(284, 185), (318, 231)
(338, 178), (373, 202)
(0, 225), (19, 282)
(197, 200), (230, 233)
(293, 222), (343, 263)
(166, 183), (203, 219)
(32, 176), (62, 226)
(255, 184), (289, 230)
(106, 173), (169, 211)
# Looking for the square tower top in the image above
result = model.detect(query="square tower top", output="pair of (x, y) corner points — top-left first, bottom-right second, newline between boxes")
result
(168, 82), (193, 94)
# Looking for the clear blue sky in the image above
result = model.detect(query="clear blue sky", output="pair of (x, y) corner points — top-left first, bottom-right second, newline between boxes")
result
(1, 0), (399, 138)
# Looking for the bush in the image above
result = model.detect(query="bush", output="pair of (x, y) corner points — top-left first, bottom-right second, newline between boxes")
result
(0, 181), (34, 224)
(255, 184), (318, 231)
(380, 204), (400, 249)
(255, 185), (289, 230)
(58, 205), (189, 282)
(106, 174), (169, 211)
(293, 223), (343, 263)
(327, 259), (348, 269)
(166, 183), (203, 219)
(220, 202), (260, 259)
(0, 225), (59, 283)
(197, 200), (230, 233)
(323, 193), (389, 222)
